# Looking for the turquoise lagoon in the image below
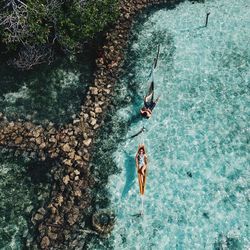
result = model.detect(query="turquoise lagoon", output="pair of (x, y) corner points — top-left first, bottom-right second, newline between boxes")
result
(91, 0), (249, 249)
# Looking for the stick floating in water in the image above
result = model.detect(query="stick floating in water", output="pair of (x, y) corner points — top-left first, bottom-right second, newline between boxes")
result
(205, 12), (210, 27)
(130, 127), (146, 139)
(154, 44), (160, 69)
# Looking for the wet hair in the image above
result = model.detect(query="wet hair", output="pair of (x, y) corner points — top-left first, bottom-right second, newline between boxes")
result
(139, 147), (145, 154)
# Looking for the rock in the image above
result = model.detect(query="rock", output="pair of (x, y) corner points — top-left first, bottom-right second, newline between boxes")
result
(37, 207), (46, 215)
(39, 142), (46, 149)
(49, 137), (57, 143)
(48, 204), (57, 214)
(90, 111), (95, 117)
(74, 169), (80, 175)
(90, 118), (97, 126)
(90, 87), (98, 95)
(41, 236), (50, 249)
(9, 121), (15, 127)
(33, 130), (40, 138)
(36, 137), (42, 145)
(83, 113), (89, 120)
(63, 159), (72, 166)
(95, 107), (102, 113)
(63, 175), (70, 185)
(67, 208), (79, 226)
(83, 153), (90, 161)
(34, 213), (44, 221)
(73, 119), (80, 124)
(48, 232), (57, 240)
(62, 143), (71, 152)
(93, 124), (99, 130)
(74, 190), (81, 197)
(68, 150), (75, 159)
(51, 152), (58, 158)
(83, 138), (92, 147)
(15, 136), (23, 144)
(74, 154), (82, 162)
(56, 195), (64, 206)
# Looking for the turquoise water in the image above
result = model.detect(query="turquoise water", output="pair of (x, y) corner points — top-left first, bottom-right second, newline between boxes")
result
(0, 52), (94, 247)
(0, 53), (94, 124)
(91, 0), (249, 249)
(0, 153), (51, 249)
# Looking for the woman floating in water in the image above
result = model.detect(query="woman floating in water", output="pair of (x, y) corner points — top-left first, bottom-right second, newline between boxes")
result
(140, 45), (160, 119)
(140, 80), (160, 119)
(135, 144), (148, 195)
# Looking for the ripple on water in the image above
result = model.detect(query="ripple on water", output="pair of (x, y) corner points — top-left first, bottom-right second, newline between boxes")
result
(89, 0), (249, 249)
(0, 153), (51, 249)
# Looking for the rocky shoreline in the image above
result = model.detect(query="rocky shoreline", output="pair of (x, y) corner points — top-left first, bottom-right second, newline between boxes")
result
(0, 0), (178, 249)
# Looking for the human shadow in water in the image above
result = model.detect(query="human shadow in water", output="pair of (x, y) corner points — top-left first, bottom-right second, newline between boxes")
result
(121, 151), (136, 199)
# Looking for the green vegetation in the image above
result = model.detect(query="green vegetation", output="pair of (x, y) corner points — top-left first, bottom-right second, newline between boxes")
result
(0, 0), (119, 69)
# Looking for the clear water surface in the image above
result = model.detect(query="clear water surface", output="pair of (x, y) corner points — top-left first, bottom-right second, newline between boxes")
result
(91, 0), (249, 249)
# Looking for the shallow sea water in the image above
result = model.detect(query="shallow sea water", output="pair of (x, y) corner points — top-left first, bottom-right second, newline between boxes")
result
(92, 0), (249, 249)
(0, 54), (94, 124)
(0, 153), (51, 249)
(0, 52), (94, 247)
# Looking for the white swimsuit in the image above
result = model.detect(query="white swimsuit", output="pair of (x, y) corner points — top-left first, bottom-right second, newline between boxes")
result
(138, 154), (145, 167)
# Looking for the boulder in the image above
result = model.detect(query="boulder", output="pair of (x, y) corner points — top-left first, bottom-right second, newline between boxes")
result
(67, 208), (79, 226)
(74, 154), (82, 162)
(83, 138), (92, 147)
(90, 87), (98, 95)
(37, 207), (46, 215)
(34, 213), (44, 221)
(95, 107), (102, 113)
(63, 159), (72, 166)
(56, 195), (64, 206)
(74, 170), (80, 176)
(93, 124), (99, 130)
(40, 236), (50, 249)
(90, 111), (96, 117)
(62, 143), (71, 152)
(90, 118), (97, 126)
(63, 175), (70, 185)
(48, 232), (57, 240)
(74, 190), (81, 197)
(15, 136), (23, 144)
(39, 142), (46, 149)
(33, 130), (40, 138)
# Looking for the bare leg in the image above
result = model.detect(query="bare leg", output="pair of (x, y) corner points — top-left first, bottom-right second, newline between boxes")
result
(141, 165), (146, 175)
(140, 174), (143, 185)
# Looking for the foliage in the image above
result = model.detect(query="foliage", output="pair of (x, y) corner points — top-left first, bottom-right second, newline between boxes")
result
(0, 0), (119, 57)
(57, 0), (119, 51)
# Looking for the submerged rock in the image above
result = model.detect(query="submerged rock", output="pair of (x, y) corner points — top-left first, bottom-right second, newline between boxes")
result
(92, 209), (116, 234)
(40, 236), (50, 249)
(67, 208), (80, 225)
